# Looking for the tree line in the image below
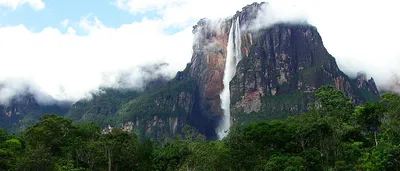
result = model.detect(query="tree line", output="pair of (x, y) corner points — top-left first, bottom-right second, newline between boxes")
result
(1, 86), (400, 170)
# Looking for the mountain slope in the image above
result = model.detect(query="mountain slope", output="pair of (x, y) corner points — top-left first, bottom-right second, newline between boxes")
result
(68, 2), (379, 139)
(0, 2), (381, 139)
(66, 66), (198, 139)
(0, 94), (70, 132)
(189, 2), (380, 134)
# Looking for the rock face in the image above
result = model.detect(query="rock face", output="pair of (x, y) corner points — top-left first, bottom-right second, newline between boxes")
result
(69, 2), (380, 139)
(0, 94), (70, 132)
(190, 19), (229, 119)
(188, 2), (380, 128)
(115, 82), (195, 139)
(3, 2), (380, 139)
(102, 116), (183, 139)
(66, 68), (197, 139)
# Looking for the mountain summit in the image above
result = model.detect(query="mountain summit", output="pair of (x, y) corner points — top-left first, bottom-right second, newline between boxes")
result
(187, 2), (379, 138)
(1, 3), (380, 139)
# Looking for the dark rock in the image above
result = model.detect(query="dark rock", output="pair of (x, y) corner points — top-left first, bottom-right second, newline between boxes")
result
(0, 93), (70, 132)
(4, 2), (381, 140)
(188, 2), (380, 127)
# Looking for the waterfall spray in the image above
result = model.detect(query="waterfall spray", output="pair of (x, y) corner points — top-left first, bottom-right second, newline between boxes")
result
(217, 17), (242, 140)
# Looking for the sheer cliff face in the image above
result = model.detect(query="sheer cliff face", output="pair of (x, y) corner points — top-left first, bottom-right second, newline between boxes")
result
(189, 2), (380, 125)
(1, 2), (381, 138)
(0, 94), (70, 132)
(190, 19), (229, 119)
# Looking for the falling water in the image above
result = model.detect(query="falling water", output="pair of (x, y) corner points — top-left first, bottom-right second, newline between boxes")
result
(217, 17), (242, 140)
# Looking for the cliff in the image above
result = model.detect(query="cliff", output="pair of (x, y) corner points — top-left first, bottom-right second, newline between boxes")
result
(66, 2), (380, 139)
(1, 2), (381, 139)
(66, 66), (196, 139)
(0, 93), (70, 132)
(188, 2), (380, 133)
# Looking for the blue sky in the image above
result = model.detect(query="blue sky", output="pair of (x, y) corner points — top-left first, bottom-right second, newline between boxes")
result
(0, 0), (399, 103)
(0, 0), (162, 34)
(0, 0), (261, 35)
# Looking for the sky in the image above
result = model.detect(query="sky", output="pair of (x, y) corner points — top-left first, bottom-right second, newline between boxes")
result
(0, 0), (399, 104)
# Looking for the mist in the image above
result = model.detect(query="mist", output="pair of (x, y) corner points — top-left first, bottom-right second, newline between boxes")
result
(0, 78), (67, 106)
(0, 0), (399, 106)
(0, 20), (194, 105)
(0, 0), (263, 105)
(252, 0), (400, 92)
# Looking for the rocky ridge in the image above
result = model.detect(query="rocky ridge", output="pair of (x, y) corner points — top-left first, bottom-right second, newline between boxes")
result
(0, 2), (381, 139)
(189, 2), (380, 130)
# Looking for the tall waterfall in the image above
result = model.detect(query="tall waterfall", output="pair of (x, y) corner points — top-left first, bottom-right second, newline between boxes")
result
(217, 17), (242, 140)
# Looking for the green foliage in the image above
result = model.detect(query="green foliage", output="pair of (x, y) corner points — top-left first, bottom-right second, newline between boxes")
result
(117, 78), (196, 121)
(67, 88), (141, 126)
(0, 149), (16, 170)
(264, 155), (305, 171)
(358, 88), (381, 102)
(227, 87), (400, 170)
(24, 114), (75, 156)
(0, 86), (399, 170)
(65, 76), (196, 140)
(315, 85), (354, 119)
(299, 65), (322, 85)
(235, 91), (314, 124)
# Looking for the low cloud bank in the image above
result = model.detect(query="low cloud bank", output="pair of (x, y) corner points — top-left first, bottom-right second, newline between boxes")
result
(1, 0), (399, 105)
(252, 0), (400, 92)
(0, 18), (193, 105)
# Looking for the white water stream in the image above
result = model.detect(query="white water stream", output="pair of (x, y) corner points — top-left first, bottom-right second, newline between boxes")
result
(217, 17), (242, 140)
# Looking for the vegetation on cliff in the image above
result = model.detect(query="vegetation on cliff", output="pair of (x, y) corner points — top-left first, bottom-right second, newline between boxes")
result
(1, 86), (399, 170)
(0, 94), (70, 132)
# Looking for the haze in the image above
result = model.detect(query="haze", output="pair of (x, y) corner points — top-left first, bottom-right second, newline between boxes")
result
(0, 0), (399, 104)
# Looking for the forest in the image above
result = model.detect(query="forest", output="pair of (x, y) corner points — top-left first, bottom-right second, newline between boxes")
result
(1, 86), (399, 171)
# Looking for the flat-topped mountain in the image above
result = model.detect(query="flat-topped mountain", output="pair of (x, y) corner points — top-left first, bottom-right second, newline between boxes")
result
(0, 2), (380, 139)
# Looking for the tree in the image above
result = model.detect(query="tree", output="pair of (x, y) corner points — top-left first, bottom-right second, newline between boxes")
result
(380, 93), (400, 144)
(24, 114), (76, 156)
(352, 102), (385, 146)
(315, 85), (354, 120)
(18, 145), (55, 171)
(100, 128), (140, 171)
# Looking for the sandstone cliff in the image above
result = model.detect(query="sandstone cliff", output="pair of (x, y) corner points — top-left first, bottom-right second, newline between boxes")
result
(67, 2), (380, 139)
(189, 2), (380, 132)
(2, 2), (380, 139)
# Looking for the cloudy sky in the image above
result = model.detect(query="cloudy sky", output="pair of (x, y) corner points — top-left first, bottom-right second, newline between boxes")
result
(0, 0), (399, 103)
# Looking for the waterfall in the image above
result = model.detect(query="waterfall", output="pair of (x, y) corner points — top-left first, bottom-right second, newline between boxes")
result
(217, 17), (242, 140)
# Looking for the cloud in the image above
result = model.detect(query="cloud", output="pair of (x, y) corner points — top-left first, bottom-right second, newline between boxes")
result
(79, 15), (104, 32)
(389, 74), (400, 93)
(250, 0), (400, 92)
(0, 16), (193, 103)
(0, 0), (265, 105)
(113, 0), (173, 14)
(0, 78), (59, 105)
(1, 0), (399, 106)
(250, 1), (309, 30)
(114, 0), (263, 27)
(0, 0), (45, 10)
(60, 19), (69, 28)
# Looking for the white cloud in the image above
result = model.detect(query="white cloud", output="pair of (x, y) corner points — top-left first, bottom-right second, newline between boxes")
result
(0, 0), (45, 10)
(259, 0), (400, 91)
(245, 0), (400, 92)
(115, 0), (400, 92)
(0, 16), (193, 103)
(79, 15), (104, 32)
(0, 0), (399, 105)
(114, 0), (263, 27)
(0, 0), (264, 104)
(113, 0), (172, 14)
(60, 19), (69, 28)
(306, 0), (400, 91)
